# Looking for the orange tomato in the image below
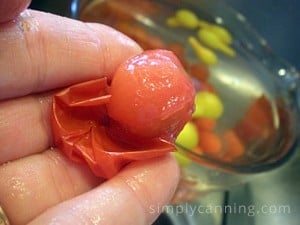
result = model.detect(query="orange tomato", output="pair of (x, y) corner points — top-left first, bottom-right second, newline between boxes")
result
(193, 117), (216, 132)
(222, 130), (245, 160)
(198, 131), (222, 156)
(189, 63), (210, 82)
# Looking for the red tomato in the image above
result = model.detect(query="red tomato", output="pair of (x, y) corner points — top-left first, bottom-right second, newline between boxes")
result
(107, 49), (195, 141)
(189, 63), (210, 82)
(51, 49), (195, 178)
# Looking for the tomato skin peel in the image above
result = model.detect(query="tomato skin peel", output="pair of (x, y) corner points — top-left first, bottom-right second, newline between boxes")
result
(51, 50), (195, 178)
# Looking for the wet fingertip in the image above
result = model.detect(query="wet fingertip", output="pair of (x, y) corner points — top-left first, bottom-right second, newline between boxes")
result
(83, 22), (143, 82)
(85, 22), (143, 52)
(119, 154), (180, 205)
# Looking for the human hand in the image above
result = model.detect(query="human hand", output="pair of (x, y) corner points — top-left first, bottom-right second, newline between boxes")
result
(0, 1), (180, 224)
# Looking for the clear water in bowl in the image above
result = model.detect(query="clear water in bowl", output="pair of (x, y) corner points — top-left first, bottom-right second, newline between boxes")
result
(207, 52), (290, 166)
(71, 0), (300, 199)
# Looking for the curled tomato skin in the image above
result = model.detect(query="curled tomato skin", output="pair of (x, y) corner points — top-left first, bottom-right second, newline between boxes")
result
(51, 50), (195, 178)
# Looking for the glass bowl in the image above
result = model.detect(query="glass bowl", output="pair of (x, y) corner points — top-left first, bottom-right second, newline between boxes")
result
(69, 0), (300, 201)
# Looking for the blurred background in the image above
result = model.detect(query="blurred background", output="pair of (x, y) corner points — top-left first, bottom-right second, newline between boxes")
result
(28, 1), (300, 225)
(29, 0), (300, 70)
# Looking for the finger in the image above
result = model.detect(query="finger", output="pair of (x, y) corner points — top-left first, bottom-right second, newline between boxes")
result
(0, 149), (103, 225)
(0, 150), (179, 225)
(0, 0), (31, 23)
(0, 9), (142, 100)
(0, 93), (52, 164)
(28, 155), (180, 225)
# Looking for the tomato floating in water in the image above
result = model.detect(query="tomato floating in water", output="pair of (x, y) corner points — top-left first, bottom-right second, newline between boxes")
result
(51, 49), (195, 178)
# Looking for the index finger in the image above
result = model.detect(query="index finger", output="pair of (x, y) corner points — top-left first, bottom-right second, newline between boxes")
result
(0, 9), (142, 100)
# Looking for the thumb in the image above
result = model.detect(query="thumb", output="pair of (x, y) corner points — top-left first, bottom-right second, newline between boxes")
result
(0, 0), (31, 23)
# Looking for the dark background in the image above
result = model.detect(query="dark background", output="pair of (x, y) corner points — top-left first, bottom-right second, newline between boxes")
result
(29, 0), (300, 70)
(226, 0), (299, 70)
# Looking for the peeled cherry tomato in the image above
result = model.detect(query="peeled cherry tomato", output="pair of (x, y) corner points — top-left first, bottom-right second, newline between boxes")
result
(194, 117), (216, 131)
(107, 49), (195, 141)
(51, 50), (195, 178)
(193, 91), (223, 119)
(189, 63), (210, 82)
(174, 8), (199, 29)
(188, 36), (218, 65)
(198, 131), (222, 156)
(172, 150), (192, 167)
(175, 122), (199, 150)
(197, 29), (236, 57)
